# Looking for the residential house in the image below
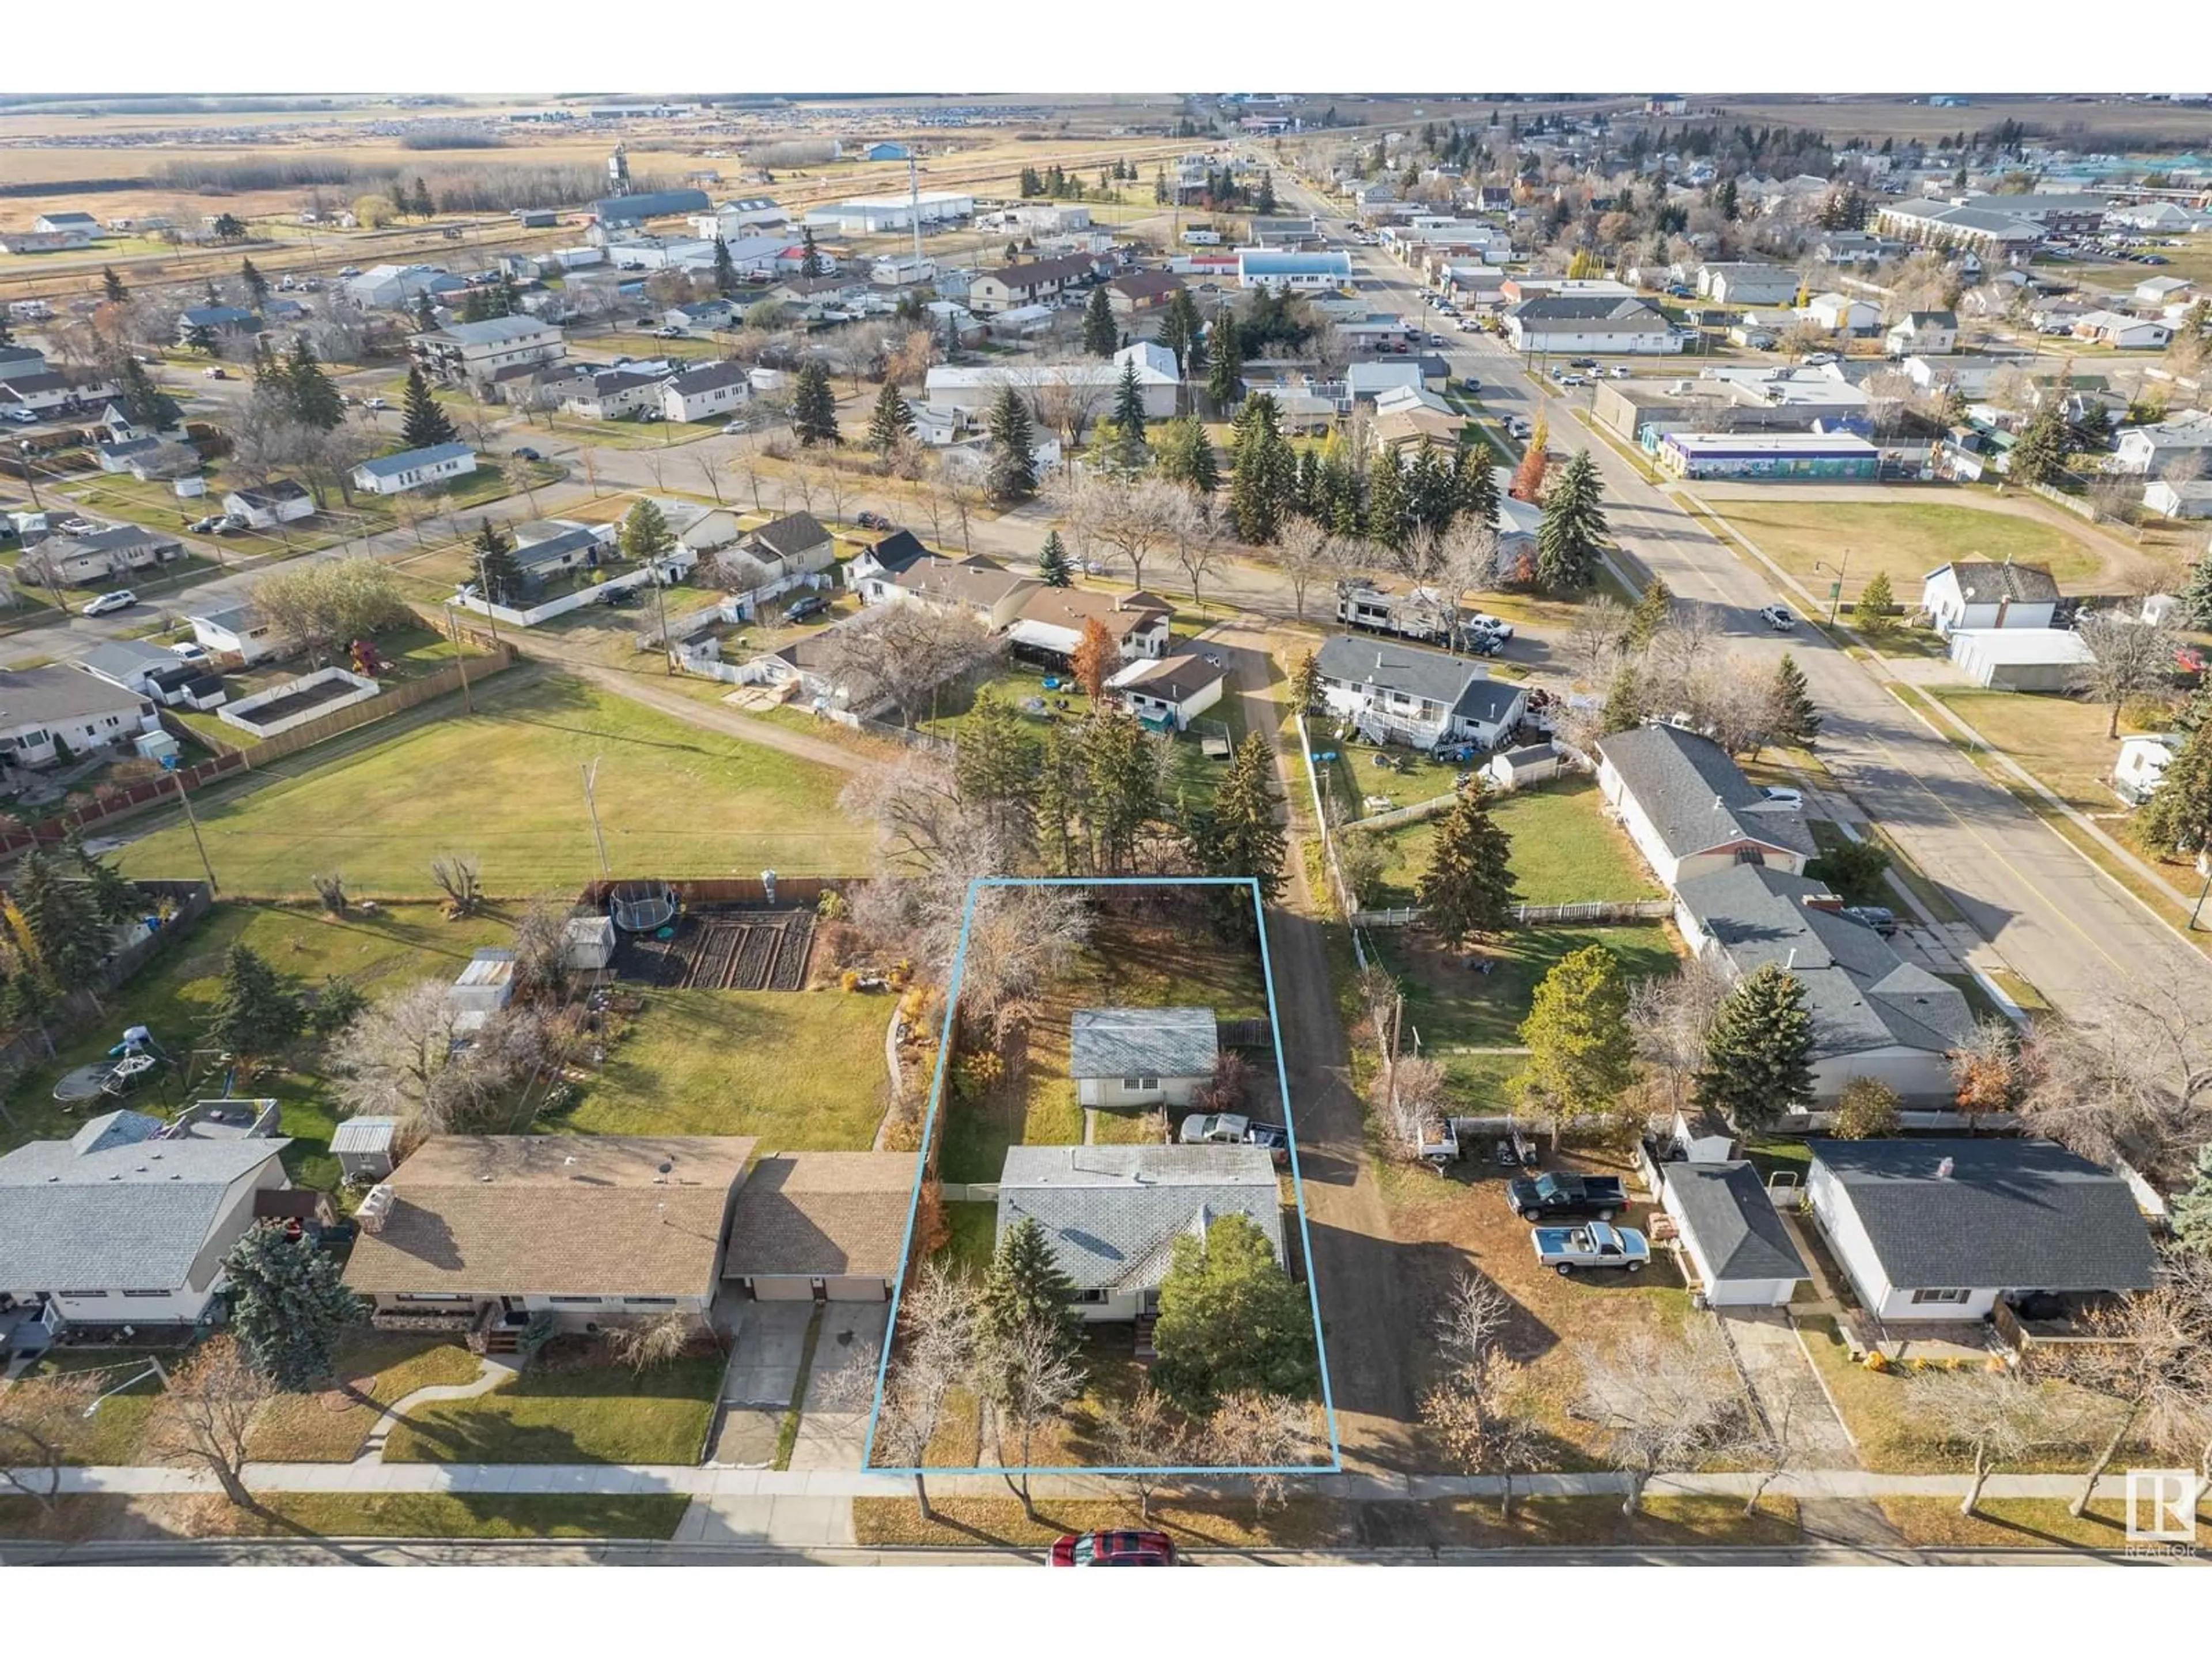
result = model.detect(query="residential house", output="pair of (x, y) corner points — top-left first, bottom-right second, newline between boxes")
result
(869, 555), (1037, 630)
(350, 442), (476, 496)
(77, 639), (226, 711)
(1110, 652), (1227, 731)
(1007, 585), (1171, 666)
(2113, 732), (2181, 805)
(409, 315), (566, 384)
(1656, 1161), (1808, 1308)
(221, 479), (315, 530)
(0, 663), (158, 768)
(185, 602), (281, 666)
(0, 1109), (290, 1339)
(1884, 310), (1958, 356)
(1806, 293), (1882, 335)
(0, 370), (101, 416)
(563, 369), (667, 421)
(1070, 1006), (1217, 1108)
(1673, 863), (1972, 1102)
(1805, 1139), (2158, 1324)
(32, 211), (99, 237)
(664, 298), (737, 333)
(923, 342), (1180, 421)
(509, 520), (615, 589)
(2073, 310), (2172, 350)
(850, 528), (932, 586)
(742, 511), (836, 579)
(1919, 560), (2061, 633)
(0, 230), (90, 255)
(1106, 271), (1185, 320)
(2145, 479), (2212, 518)
(2112, 413), (2212, 477)
(25, 524), (185, 586)
(344, 1134), (756, 1334)
(660, 361), (752, 423)
(966, 253), (1103, 314)
(1312, 634), (1528, 753)
(723, 1153), (917, 1302)
(994, 1144), (1283, 1323)
(1695, 264), (1800, 306)
(2134, 274), (2194, 308)
(1504, 295), (1683, 355)
(1592, 722), (1815, 890)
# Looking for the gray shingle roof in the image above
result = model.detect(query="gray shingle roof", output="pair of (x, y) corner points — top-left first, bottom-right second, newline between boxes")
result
(1315, 634), (1485, 710)
(749, 511), (831, 561)
(0, 1110), (287, 1291)
(429, 315), (555, 346)
(1810, 1139), (2158, 1292)
(1935, 560), (2061, 605)
(1119, 653), (1226, 707)
(355, 442), (472, 480)
(666, 360), (751, 396)
(1596, 722), (1816, 864)
(1069, 1006), (1218, 1080)
(1665, 1161), (1806, 1285)
(995, 1145), (1282, 1294)
(0, 663), (153, 726)
(1675, 863), (1971, 1057)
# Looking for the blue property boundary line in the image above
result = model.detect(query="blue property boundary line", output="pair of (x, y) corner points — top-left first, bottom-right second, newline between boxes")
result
(861, 874), (1344, 1478)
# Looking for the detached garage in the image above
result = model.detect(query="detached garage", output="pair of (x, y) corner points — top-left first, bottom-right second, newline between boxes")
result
(1659, 1160), (1808, 1307)
(722, 1151), (913, 1302)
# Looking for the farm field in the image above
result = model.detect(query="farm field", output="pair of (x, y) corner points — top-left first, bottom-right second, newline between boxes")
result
(116, 667), (866, 897)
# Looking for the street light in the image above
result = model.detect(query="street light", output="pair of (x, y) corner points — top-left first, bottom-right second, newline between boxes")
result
(1813, 548), (1853, 627)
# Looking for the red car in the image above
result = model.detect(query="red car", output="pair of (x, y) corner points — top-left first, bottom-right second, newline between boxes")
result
(1048, 1529), (1177, 1566)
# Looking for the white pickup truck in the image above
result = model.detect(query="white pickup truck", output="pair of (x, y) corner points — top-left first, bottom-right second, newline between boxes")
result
(1530, 1222), (1650, 1277)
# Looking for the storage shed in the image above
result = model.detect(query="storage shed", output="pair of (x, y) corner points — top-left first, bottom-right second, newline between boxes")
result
(1482, 743), (1563, 793)
(331, 1116), (399, 1182)
(1947, 627), (2096, 692)
(563, 915), (617, 972)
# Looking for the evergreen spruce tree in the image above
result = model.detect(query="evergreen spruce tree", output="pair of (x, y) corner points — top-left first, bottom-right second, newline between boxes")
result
(2008, 400), (2069, 487)
(1193, 733), (1288, 906)
(1694, 963), (1815, 1134)
(1084, 711), (1164, 875)
(2135, 721), (2212, 857)
(1453, 440), (1499, 532)
(399, 365), (458, 449)
(800, 228), (822, 278)
(1206, 313), (1242, 410)
(1158, 287), (1204, 378)
(790, 361), (842, 446)
(1623, 577), (1673, 653)
(101, 266), (128, 305)
(1037, 530), (1073, 588)
(2173, 1140), (2212, 1256)
(413, 291), (438, 335)
(1227, 395), (1286, 544)
(713, 234), (738, 296)
(865, 378), (915, 454)
(978, 1216), (1085, 1393)
(1416, 784), (1520, 949)
(986, 385), (1040, 504)
(203, 944), (304, 1067)
(184, 321), (218, 355)
(1771, 654), (1822, 750)
(115, 358), (180, 430)
(9, 847), (109, 1004)
(1294, 448), (1321, 519)
(955, 691), (1042, 855)
(1082, 285), (1118, 358)
(469, 518), (525, 604)
(66, 832), (140, 926)
(1109, 358), (1149, 469)
(1534, 449), (1608, 592)
(2177, 552), (2212, 632)
(240, 257), (270, 308)
(1290, 649), (1323, 713)
(285, 338), (345, 432)
(1035, 722), (1084, 876)
(1366, 450), (1411, 551)
(1157, 418), (1218, 494)
(619, 497), (676, 566)
(461, 288), (493, 324)
(1852, 567), (1895, 635)
(1602, 664), (1646, 734)
(222, 1228), (362, 1389)
(1515, 944), (1634, 1140)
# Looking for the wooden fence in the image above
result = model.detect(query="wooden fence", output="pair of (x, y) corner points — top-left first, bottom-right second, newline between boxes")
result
(573, 875), (854, 908)
(1351, 897), (1674, 929)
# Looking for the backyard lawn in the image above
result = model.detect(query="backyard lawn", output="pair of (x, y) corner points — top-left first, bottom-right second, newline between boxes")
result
(1349, 776), (1664, 909)
(1369, 922), (1683, 1053)
(116, 668), (865, 897)
(1709, 499), (2106, 606)
(380, 1347), (724, 1465)
(0, 900), (515, 1191)
(552, 985), (892, 1147)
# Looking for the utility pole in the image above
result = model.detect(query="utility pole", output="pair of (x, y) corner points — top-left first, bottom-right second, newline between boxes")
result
(652, 566), (672, 673)
(472, 550), (503, 648)
(173, 768), (217, 893)
(445, 603), (474, 713)
(908, 152), (925, 273)
(581, 757), (611, 875)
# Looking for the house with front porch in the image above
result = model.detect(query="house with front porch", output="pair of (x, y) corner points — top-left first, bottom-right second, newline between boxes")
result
(1312, 634), (1527, 753)
(1919, 560), (2060, 634)
(994, 1143), (1282, 1323)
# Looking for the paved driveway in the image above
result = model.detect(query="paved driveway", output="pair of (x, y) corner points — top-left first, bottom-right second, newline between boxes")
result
(709, 1301), (815, 1468)
(1721, 1308), (1857, 1466)
(787, 1302), (890, 1472)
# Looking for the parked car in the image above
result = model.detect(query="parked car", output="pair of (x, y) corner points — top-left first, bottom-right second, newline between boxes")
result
(512, 446), (543, 462)
(785, 594), (828, 622)
(1801, 351), (1839, 366)
(654, 325), (686, 339)
(1531, 1221), (1650, 1276)
(1568, 357), (1599, 369)
(82, 589), (138, 616)
(721, 420), (751, 435)
(169, 641), (211, 664)
(1759, 786), (1804, 808)
(1050, 1531), (1177, 1567)
(363, 397), (388, 411)
(1840, 904), (1899, 937)
(201, 367), (228, 379)
(1757, 604), (1796, 632)
(1506, 1171), (1628, 1222)
(857, 510), (892, 531)
(1560, 374), (1586, 387)
(1609, 365), (1632, 378)
(338, 266), (361, 276)
(1464, 612), (1514, 643)
(1179, 1112), (1288, 1161)
(187, 514), (226, 533)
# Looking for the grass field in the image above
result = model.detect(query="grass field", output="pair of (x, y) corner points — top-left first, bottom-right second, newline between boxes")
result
(551, 985), (892, 1146)
(380, 1348), (724, 1465)
(1709, 500), (2108, 605)
(116, 668), (865, 897)
(1350, 777), (1664, 910)
(1369, 922), (1682, 1053)
(0, 900), (516, 1190)
(244, 1335), (482, 1462)
(1925, 685), (2164, 814)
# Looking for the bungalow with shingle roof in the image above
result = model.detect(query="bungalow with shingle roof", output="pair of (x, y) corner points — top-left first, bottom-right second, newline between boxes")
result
(1069, 1006), (1218, 1108)
(1593, 722), (1815, 889)
(722, 1152), (912, 1301)
(1312, 634), (1527, 753)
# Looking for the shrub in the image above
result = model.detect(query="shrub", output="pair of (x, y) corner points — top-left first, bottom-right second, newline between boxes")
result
(1833, 1075), (1902, 1140)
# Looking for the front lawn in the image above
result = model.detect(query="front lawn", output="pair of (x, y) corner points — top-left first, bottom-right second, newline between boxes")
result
(1924, 685), (2165, 815)
(0, 1494), (691, 1541)
(1349, 776), (1664, 908)
(552, 985), (892, 1146)
(1369, 922), (1682, 1051)
(380, 1350), (724, 1465)
(1709, 499), (2106, 605)
(116, 668), (862, 897)
(244, 1336), (482, 1461)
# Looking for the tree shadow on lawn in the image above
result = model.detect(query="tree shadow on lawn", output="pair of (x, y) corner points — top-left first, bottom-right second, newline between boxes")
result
(380, 1354), (722, 1465)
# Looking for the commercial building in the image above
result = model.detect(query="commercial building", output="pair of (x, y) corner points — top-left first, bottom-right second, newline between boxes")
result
(1654, 431), (1879, 481)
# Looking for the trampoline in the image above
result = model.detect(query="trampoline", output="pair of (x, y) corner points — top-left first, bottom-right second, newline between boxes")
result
(608, 881), (679, 934)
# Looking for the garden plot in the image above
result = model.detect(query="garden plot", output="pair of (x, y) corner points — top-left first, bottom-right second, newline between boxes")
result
(611, 907), (815, 991)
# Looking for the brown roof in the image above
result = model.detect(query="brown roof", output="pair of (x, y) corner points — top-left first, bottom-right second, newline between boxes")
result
(343, 1135), (755, 1299)
(978, 253), (1099, 289)
(893, 556), (1035, 611)
(1108, 271), (1184, 304)
(723, 1152), (915, 1279)
(1014, 584), (1169, 637)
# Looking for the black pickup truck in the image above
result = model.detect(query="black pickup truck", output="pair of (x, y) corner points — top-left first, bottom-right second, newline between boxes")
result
(1504, 1171), (1628, 1222)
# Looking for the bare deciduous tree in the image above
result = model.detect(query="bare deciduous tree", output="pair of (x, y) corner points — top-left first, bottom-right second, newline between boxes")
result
(148, 1337), (273, 1509)
(1168, 490), (1222, 613)
(983, 1317), (1086, 1521)
(1376, 1052), (1450, 1158)
(328, 979), (556, 1134)
(2050, 1252), (2212, 1514)
(1032, 362), (1112, 449)
(820, 603), (999, 729)
(1565, 594), (1630, 690)
(1628, 960), (1730, 1119)
(1100, 1387), (1190, 1523)
(2071, 609), (2178, 739)
(0, 1368), (99, 1513)
(607, 1309), (700, 1374)
(2019, 983), (2212, 1176)
(429, 851), (483, 918)
(1273, 517), (1332, 620)
(1419, 1271), (1546, 1518)
(1910, 1362), (2081, 1517)
(873, 1264), (978, 1520)
(1575, 1324), (1744, 1514)
(1202, 1392), (1318, 1512)
(1054, 472), (1189, 592)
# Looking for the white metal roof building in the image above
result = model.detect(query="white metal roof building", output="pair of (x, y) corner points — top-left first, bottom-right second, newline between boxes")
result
(802, 191), (975, 234)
